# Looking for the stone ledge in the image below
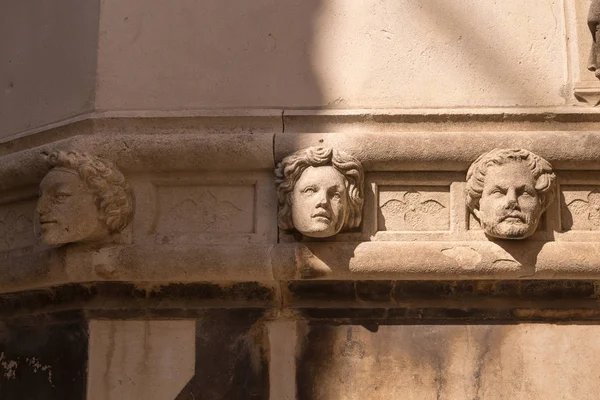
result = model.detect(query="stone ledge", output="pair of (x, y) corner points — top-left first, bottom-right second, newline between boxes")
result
(0, 133), (274, 191)
(0, 244), (276, 294)
(6, 107), (600, 156)
(2, 281), (600, 321)
(5, 130), (600, 192)
(5, 242), (600, 293)
(273, 242), (600, 280)
(275, 131), (600, 171)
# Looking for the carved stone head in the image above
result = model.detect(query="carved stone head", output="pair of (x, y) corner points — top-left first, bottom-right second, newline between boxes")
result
(589, 0), (600, 78)
(466, 148), (555, 239)
(36, 151), (134, 245)
(275, 147), (364, 238)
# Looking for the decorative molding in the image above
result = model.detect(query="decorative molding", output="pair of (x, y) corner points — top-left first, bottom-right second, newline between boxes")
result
(574, 85), (600, 106)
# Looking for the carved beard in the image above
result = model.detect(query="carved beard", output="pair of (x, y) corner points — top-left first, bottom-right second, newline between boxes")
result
(479, 211), (538, 239)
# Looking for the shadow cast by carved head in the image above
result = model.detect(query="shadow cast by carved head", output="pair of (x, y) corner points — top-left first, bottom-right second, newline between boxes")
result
(466, 148), (555, 240)
(36, 151), (134, 246)
(275, 146), (364, 238)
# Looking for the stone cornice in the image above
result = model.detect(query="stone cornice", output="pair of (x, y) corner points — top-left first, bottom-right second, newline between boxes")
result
(2, 115), (600, 292)
(5, 129), (600, 192)
(3, 240), (600, 294)
(0, 133), (275, 191)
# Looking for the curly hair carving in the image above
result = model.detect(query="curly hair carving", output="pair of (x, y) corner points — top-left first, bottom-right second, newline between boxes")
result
(275, 147), (364, 233)
(46, 151), (134, 233)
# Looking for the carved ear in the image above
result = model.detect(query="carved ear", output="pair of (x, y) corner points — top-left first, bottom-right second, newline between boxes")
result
(472, 207), (482, 221)
(40, 151), (50, 163)
(538, 194), (547, 210)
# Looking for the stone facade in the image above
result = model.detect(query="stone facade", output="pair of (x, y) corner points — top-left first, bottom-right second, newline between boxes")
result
(3, 0), (600, 399)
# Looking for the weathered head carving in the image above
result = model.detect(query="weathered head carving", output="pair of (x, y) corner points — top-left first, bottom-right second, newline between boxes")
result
(36, 151), (134, 245)
(466, 148), (555, 239)
(275, 147), (364, 238)
(588, 0), (600, 79)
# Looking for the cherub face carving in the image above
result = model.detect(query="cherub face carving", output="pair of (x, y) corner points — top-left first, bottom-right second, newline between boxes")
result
(290, 166), (349, 238)
(37, 169), (107, 245)
(36, 151), (133, 246)
(275, 147), (364, 239)
(466, 149), (555, 240)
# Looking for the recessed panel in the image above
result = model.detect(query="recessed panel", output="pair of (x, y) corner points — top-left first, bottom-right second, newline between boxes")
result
(562, 185), (600, 231)
(378, 186), (450, 232)
(154, 185), (255, 234)
(0, 198), (37, 252)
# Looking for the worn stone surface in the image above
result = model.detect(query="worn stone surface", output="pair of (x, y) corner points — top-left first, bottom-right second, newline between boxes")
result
(87, 313), (269, 399)
(275, 131), (600, 172)
(275, 147), (364, 238)
(37, 151), (133, 246)
(4, 2), (600, 399)
(466, 149), (555, 240)
(297, 323), (600, 400)
(572, 0), (600, 105)
(268, 320), (299, 400)
(285, 280), (600, 313)
(0, 315), (88, 399)
(87, 320), (196, 400)
(0, 283), (278, 317)
(174, 310), (269, 400)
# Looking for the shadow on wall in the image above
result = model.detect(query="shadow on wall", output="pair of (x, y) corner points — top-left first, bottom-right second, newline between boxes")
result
(0, 0), (99, 138)
(280, 0), (565, 111)
(95, 0), (325, 110)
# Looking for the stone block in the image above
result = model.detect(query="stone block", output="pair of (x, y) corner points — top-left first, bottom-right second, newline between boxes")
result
(297, 324), (600, 400)
(87, 313), (269, 400)
(88, 320), (196, 400)
(0, 192), (38, 254)
(174, 310), (269, 399)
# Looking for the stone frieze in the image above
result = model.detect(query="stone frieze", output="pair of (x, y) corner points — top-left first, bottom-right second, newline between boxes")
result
(0, 132), (599, 291)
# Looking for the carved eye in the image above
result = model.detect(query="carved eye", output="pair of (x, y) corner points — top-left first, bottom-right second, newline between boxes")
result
(303, 187), (317, 195)
(523, 189), (536, 197)
(55, 193), (71, 201)
(331, 192), (341, 200)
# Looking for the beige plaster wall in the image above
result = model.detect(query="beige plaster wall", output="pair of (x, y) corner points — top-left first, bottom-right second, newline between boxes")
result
(0, 0), (99, 139)
(95, 0), (569, 111)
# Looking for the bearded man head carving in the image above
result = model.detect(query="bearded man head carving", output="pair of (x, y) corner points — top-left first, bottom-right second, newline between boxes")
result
(275, 147), (364, 238)
(36, 151), (134, 245)
(466, 148), (555, 240)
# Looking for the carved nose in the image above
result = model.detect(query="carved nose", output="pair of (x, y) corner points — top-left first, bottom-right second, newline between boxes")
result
(36, 197), (49, 216)
(504, 189), (519, 210)
(315, 192), (328, 207)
